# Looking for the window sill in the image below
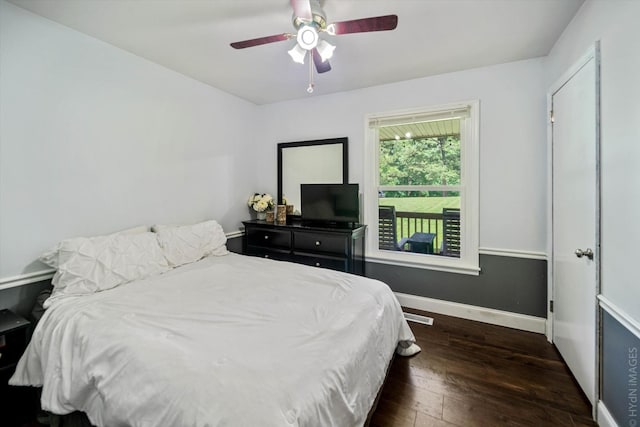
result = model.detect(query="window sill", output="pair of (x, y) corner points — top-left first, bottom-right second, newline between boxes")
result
(366, 251), (480, 276)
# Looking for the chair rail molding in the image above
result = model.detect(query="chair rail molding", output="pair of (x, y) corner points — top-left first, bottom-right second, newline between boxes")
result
(479, 247), (547, 260)
(0, 270), (55, 291)
(1, 231), (245, 291)
(598, 294), (640, 340)
(225, 230), (244, 239)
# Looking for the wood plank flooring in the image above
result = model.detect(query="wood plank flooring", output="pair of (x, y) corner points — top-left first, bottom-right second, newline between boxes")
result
(369, 309), (596, 427)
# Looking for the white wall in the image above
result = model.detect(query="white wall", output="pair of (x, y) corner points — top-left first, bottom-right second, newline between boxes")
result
(0, 1), (258, 279)
(0, 0), (553, 286)
(544, 0), (640, 324)
(257, 58), (547, 255)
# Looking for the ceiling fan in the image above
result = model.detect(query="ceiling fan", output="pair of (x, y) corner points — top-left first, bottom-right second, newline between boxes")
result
(230, 0), (398, 93)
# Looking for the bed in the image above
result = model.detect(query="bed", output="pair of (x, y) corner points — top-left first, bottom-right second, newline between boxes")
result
(10, 220), (419, 427)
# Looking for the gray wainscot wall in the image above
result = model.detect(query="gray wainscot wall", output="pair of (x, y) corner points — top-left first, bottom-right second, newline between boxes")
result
(229, 234), (546, 318)
(1, 235), (244, 319)
(366, 255), (547, 317)
(0, 280), (51, 318)
(225, 236), (244, 255)
(4, 239), (546, 324)
(602, 310), (640, 426)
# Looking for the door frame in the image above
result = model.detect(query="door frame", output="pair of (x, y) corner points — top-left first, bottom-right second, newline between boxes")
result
(546, 42), (601, 413)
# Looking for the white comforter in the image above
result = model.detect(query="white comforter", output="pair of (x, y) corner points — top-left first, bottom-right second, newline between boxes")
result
(11, 253), (416, 427)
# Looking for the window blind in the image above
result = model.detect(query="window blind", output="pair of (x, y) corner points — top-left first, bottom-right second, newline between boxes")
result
(368, 107), (470, 128)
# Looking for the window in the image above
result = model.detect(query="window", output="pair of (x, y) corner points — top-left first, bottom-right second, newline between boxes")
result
(364, 102), (480, 275)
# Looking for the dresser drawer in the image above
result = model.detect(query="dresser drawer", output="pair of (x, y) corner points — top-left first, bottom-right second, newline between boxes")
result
(293, 254), (348, 272)
(246, 227), (291, 249)
(242, 220), (366, 275)
(293, 231), (349, 256)
(246, 246), (290, 261)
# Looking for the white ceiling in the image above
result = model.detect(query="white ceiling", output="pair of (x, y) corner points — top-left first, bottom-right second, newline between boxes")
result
(9, 0), (584, 105)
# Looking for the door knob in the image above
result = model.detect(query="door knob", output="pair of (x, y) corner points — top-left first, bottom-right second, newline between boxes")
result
(575, 248), (594, 260)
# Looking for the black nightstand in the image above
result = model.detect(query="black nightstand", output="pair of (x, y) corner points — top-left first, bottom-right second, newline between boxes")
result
(0, 310), (31, 373)
(0, 309), (36, 427)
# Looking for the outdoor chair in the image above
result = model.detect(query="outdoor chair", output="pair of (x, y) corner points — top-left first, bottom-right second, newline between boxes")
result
(378, 206), (408, 251)
(441, 208), (461, 257)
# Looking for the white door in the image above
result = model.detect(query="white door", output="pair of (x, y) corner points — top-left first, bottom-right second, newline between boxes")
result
(551, 51), (599, 406)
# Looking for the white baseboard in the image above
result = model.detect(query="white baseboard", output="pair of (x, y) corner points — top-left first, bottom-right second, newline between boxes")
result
(395, 292), (547, 334)
(597, 400), (619, 427)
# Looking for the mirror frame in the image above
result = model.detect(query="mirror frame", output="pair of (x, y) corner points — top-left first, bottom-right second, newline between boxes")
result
(277, 137), (349, 207)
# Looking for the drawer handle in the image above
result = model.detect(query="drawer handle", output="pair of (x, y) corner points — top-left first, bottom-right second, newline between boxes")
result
(264, 235), (269, 240)
(315, 262), (321, 267)
(315, 241), (321, 246)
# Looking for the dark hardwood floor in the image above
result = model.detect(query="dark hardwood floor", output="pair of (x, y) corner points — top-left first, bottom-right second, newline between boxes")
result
(370, 309), (596, 427)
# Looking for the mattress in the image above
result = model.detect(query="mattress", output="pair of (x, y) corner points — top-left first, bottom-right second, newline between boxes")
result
(11, 253), (416, 427)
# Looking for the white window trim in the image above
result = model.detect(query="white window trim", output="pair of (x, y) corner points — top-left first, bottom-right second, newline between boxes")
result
(363, 101), (480, 275)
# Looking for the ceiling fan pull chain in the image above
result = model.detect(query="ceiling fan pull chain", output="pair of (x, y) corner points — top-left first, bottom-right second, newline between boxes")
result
(307, 52), (314, 93)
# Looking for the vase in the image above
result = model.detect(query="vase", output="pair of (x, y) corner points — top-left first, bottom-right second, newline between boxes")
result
(265, 211), (275, 223)
(276, 205), (287, 224)
(256, 211), (267, 221)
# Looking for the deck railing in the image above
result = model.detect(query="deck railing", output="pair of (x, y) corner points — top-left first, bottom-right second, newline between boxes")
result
(395, 211), (444, 253)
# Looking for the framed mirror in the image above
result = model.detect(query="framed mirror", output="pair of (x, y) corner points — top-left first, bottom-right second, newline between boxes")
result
(277, 137), (348, 213)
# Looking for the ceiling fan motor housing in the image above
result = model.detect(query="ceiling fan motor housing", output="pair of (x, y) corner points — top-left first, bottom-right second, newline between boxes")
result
(292, 0), (327, 31)
(296, 26), (319, 50)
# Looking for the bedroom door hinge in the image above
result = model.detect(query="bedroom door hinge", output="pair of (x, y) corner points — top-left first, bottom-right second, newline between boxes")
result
(550, 300), (554, 313)
(550, 110), (555, 124)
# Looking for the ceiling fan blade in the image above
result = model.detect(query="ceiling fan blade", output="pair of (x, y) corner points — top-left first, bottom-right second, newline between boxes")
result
(312, 48), (331, 74)
(290, 0), (312, 21)
(230, 33), (291, 49)
(329, 14), (398, 35)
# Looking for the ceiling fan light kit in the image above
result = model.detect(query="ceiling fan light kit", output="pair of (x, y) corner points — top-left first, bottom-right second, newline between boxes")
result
(288, 44), (307, 64)
(316, 40), (335, 62)
(230, 0), (398, 93)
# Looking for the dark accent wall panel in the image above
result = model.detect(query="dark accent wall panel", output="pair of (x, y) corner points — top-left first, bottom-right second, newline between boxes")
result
(226, 235), (243, 254)
(365, 254), (547, 317)
(602, 310), (639, 426)
(0, 236), (246, 319)
(1, 249), (546, 319)
(0, 280), (51, 318)
(231, 235), (545, 317)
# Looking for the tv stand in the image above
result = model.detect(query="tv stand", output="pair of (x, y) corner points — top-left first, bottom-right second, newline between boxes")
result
(242, 220), (366, 275)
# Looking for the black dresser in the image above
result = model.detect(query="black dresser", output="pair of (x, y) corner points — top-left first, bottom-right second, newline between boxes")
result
(242, 220), (366, 275)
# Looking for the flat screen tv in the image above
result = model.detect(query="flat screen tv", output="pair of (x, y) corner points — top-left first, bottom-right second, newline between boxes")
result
(300, 184), (360, 225)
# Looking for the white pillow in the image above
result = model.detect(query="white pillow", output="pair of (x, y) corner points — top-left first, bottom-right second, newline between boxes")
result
(44, 232), (169, 308)
(40, 225), (150, 269)
(155, 220), (228, 267)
